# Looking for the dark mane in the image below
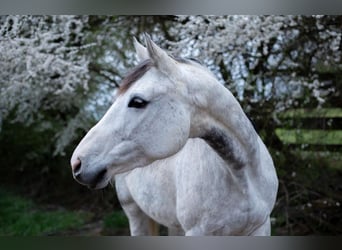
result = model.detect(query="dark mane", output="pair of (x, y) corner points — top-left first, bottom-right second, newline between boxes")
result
(118, 59), (154, 95)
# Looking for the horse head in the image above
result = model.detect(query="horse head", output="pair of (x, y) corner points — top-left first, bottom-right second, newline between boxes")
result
(70, 35), (211, 189)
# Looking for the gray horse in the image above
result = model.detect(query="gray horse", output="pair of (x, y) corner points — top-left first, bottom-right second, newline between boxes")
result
(70, 35), (278, 235)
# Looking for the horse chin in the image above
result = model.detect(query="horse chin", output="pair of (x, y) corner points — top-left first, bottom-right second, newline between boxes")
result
(87, 164), (139, 189)
(89, 182), (108, 190)
(88, 177), (111, 190)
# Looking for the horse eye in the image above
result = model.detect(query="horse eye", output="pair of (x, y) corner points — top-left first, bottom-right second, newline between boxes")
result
(128, 97), (149, 109)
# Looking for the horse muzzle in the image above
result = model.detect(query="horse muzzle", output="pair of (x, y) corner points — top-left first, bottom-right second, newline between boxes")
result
(71, 157), (109, 189)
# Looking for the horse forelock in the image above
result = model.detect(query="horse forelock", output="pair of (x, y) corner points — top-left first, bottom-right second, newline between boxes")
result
(118, 59), (154, 95)
(118, 56), (202, 95)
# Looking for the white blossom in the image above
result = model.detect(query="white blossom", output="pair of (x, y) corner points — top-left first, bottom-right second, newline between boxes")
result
(168, 15), (341, 112)
(0, 16), (90, 124)
(0, 15), (92, 154)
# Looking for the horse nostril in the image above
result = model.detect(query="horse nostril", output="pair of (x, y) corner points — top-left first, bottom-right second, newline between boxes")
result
(72, 158), (82, 175)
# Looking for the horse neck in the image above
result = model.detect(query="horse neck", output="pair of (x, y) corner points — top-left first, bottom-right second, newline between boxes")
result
(189, 80), (259, 169)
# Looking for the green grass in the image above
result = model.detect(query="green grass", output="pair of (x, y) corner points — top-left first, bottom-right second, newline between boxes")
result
(101, 211), (129, 235)
(103, 211), (129, 229)
(0, 189), (91, 236)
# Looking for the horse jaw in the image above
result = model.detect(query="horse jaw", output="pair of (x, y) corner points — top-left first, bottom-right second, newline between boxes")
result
(70, 67), (191, 189)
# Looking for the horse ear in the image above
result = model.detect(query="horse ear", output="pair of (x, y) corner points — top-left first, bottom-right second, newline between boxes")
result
(133, 37), (149, 62)
(144, 33), (178, 75)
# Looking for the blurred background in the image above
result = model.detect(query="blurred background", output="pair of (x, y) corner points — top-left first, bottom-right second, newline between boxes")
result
(0, 15), (341, 236)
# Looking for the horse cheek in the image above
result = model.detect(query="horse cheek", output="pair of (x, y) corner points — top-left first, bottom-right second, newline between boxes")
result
(141, 104), (189, 160)
(158, 105), (190, 158)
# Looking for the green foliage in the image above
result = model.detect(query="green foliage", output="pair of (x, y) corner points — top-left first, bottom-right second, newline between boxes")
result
(271, 106), (342, 235)
(275, 129), (342, 145)
(103, 211), (129, 229)
(0, 189), (91, 236)
(272, 155), (342, 235)
(101, 211), (129, 235)
(279, 108), (342, 118)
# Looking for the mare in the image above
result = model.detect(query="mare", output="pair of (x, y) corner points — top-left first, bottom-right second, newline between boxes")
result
(70, 35), (278, 235)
